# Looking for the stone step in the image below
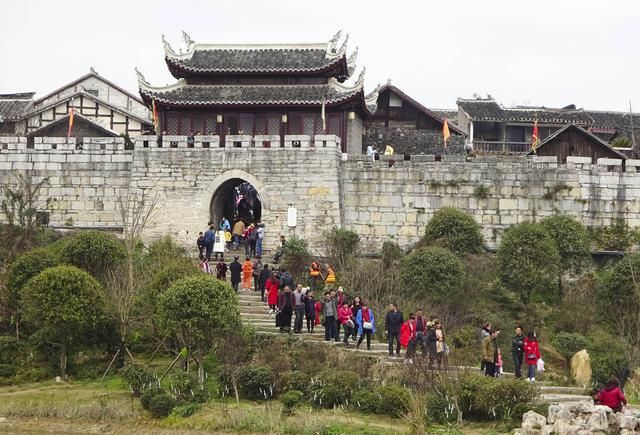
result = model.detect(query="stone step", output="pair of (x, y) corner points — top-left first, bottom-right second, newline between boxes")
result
(539, 386), (590, 395)
(540, 393), (591, 403)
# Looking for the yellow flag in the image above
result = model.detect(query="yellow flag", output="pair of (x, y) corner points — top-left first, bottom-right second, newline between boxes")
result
(443, 119), (451, 146)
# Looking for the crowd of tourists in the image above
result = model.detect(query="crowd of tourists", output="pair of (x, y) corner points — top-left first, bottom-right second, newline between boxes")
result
(192, 228), (630, 406)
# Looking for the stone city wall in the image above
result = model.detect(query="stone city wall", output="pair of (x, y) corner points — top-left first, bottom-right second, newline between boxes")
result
(0, 136), (132, 228)
(341, 154), (640, 252)
(3, 135), (640, 255)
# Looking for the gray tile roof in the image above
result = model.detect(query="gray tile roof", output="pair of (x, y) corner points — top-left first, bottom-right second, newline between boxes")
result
(167, 48), (344, 74)
(140, 83), (362, 107)
(0, 92), (35, 121)
(586, 110), (640, 140)
(457, 99), (592, 124)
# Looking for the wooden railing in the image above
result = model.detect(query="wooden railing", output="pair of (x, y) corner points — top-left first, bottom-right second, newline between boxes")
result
(473, 140), (531, 154)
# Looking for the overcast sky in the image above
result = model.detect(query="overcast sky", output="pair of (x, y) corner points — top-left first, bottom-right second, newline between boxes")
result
(2, 0), (639, 111)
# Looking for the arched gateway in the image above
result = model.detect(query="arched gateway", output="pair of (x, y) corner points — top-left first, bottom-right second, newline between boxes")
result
(207, 170), (268, 228)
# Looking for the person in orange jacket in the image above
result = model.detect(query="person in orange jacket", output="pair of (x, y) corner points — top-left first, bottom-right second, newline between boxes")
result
(309, 261), (321, 290)
(324, 264), (336, 285)
(241, 257), (253, 291)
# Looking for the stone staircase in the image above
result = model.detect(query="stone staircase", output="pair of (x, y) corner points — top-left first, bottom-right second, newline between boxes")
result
(237, 291), (599, 405)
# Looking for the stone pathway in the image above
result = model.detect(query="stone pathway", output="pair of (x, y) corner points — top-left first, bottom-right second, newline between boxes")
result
(236, 291), (607, 405)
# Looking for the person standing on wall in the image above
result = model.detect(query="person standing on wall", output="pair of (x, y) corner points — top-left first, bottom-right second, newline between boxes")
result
(511, 326), (525, 379)
(229, 256), (241, 292)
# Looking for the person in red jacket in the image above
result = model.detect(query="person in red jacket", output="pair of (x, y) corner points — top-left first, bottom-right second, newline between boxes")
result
(598, 377), (627, 413)
(266, 272), (279, 314)
(400, 313), (417, 364)
(337, 301), (354, 346)
(523, 331), (541, 382)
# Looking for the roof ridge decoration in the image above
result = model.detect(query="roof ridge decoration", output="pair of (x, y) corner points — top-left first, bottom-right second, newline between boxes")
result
(346, 47), (358, 77)
(182, 30), (195, 50)
(135, 67), (186, 93)
(328, 67), (366, 93)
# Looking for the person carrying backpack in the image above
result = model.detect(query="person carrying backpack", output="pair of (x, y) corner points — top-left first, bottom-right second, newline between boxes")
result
(203, 225), (215, 261)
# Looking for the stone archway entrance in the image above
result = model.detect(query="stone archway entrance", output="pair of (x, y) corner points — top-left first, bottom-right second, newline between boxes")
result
(207, 170), (268, 228)
(210, 178), (262, 226)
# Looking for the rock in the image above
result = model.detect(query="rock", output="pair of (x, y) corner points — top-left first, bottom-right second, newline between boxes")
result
(523, 410), (547, 429)
(578, 400), (595, 414)
(553, 419), (582, 435)
(548, 403), (574, 424)
(616, 412), (638, 430)
(587, 409), (609, 432)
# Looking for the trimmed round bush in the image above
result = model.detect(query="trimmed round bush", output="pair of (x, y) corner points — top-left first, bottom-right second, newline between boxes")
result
(140, 387), (165, 411)
(423, 207), (484, 254)
(5, 247), (59, 315)
(280, 371), (311, 395)
(375, 384), (410, 417)
(352, 389), (380, 414)
(309, 370), (361, 408)
(280, 390), (304, 415)
(148, 393), (176, 418)
(60, 231), (126, 277)
(169, 372), (197, 402)
(399, 247), (465, 302)
(236, 365), (275, 401)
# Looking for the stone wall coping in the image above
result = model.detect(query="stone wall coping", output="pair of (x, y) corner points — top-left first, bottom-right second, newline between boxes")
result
(596, 157), (623, 166)
(566, 156), (593, 164)
(625, 159), (640, 167)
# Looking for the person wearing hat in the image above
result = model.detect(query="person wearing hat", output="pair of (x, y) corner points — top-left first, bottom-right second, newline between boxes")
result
(229, 256), (242, 292)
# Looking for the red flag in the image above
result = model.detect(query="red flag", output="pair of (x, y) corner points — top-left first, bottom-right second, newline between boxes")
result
(531, 120), (539, 153)
(152, 100), (159, 131)
(67, 107), (75, 137)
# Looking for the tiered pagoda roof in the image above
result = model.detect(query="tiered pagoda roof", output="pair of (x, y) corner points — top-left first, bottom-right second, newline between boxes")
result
(163, 31), (356, 80)
(137, 31), (377, 115)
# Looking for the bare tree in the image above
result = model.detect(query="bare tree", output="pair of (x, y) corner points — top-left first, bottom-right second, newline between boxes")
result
(614, 264), (640, 384)
(103, 189), (159, 376)
(0, 172), (49, 264)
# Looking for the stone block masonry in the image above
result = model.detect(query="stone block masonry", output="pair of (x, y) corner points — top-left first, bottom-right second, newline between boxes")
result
(2, 135), (640, 255)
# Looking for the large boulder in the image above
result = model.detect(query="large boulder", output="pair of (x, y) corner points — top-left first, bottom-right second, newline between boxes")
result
(616, 412), (638, 431)
(587, 408), (610, 432)
(570, 349), (592, 388)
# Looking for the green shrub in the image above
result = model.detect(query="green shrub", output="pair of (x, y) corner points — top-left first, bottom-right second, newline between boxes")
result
(496, 222), (560, 303)
(148, 393), (176, 418)
(140, 387), (165, 411)
(280, 371), (311, 395)
(60, 231), (126, 278)
(540, 214), (590, 276)
(423, 207), (484, 255)
(375, 384), (410, 417)
(121, 364), (155, 397)
(0, 364), (16, 378)
(399, 247), (465, 302)
(280, 390), (304, 415)
(5, 247), (59, 315)
(236, 365), (275, 401)
(425, 392), (458, 424)
(281, 236), (311, 279)
(0, 336), (21, 364)
(325, 227), (360, 269)
(309, 370), (362, 408)
(381, 241), (403, 268)
(553, 332), (591, 363)
(169, 372), (197, 402)
(352, 389), (380, 414)
(13, 367), (50, 384)
(454, 374), (538, 421)
(172, 403), (201, 418)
